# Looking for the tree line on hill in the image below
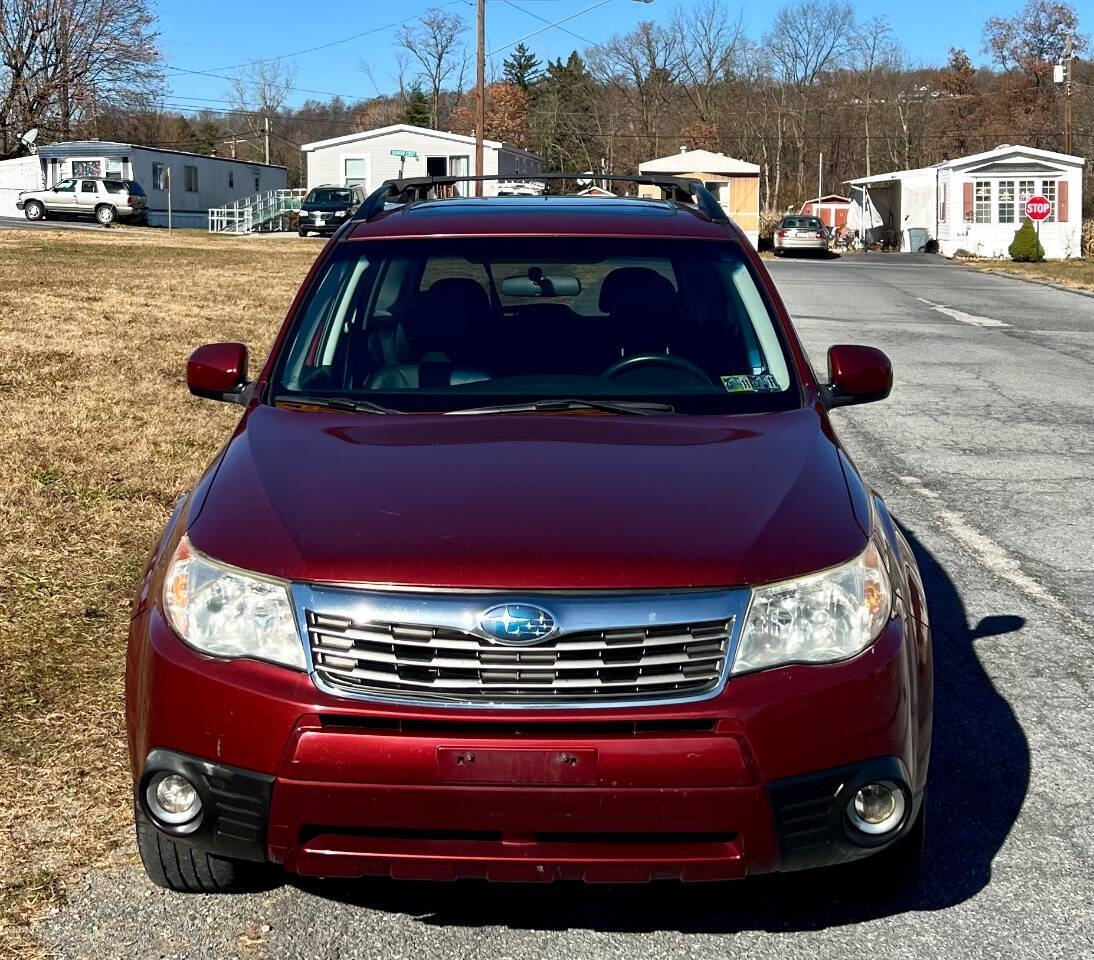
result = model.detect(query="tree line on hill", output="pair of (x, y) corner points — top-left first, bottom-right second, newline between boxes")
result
(1, 0), (1090, 215)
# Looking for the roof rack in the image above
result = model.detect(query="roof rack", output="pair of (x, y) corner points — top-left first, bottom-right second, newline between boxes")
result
(355, 173), (729, 224)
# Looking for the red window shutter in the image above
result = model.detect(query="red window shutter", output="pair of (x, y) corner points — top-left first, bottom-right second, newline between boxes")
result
(1058, 181), (1069, 222)
(962, 182), (974, 220)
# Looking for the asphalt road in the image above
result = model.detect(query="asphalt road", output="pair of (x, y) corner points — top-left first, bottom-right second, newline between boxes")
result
(0, 214), (117, 232)
(37, 254), (1094, 959)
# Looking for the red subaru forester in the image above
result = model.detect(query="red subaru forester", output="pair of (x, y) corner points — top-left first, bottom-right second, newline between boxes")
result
(126, 175), (931, 893)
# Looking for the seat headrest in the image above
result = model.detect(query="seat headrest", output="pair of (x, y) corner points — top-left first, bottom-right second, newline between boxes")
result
(599, 267), (678, 316)
(405, 278), (490, 354)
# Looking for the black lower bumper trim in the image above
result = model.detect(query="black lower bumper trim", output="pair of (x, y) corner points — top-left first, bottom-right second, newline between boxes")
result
(138, 749), (272, 862)
(768, 756), (921, 872)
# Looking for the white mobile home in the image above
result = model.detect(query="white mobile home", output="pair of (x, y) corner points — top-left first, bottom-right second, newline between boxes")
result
(300, 124), (544, 196)
(847, 145), (1085, 259)
(31, 141), (287, 228)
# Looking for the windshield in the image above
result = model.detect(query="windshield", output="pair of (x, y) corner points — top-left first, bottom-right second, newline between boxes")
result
(273, 238), (798, 414)
(781, 217), (824, 230)
(306, 188), (353, 205)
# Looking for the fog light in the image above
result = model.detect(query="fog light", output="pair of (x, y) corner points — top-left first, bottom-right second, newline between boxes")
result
(847, 781), (905, 835)
(146, 772), (202, 826)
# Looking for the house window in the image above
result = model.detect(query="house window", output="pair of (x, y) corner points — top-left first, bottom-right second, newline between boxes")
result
(151, 163), (166, 190)
(72, 159), (101, 177)
(184, 165), (198, 192)
(105, 159), (123, 179)
(254, 173), (260, 192)
(998, 180), (1016, 224)
(344, 158), (368, 187)
(974, 180), (992, 224)
(228, 170), (234, 189)
(1041, 180), (1056, 222)
(938, 183), (947, 222)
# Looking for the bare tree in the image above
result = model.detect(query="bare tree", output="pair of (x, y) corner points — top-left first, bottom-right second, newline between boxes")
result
(1, 0), (161, 156)
(851, 17), (900, 176)
(764, 0), (855, 199)
(396, 7), (468, 128)
(587, 20), (678, 159)
(670, 0), (745, 123)
(227, 60), (299, 164)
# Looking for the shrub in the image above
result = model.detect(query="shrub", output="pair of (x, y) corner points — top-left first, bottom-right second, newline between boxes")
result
(953, 248), (975, 259)
(1009, 218), (1046, 262)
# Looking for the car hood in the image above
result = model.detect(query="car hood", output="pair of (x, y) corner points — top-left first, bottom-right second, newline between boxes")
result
(301, 202), (350, 212)
(187, 404), (869, 590)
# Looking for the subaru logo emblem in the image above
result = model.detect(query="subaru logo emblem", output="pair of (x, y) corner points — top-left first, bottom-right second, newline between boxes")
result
(479, 604), (557, 644)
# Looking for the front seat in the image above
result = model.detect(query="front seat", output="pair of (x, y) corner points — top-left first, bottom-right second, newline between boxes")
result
(368, 277), (493, 389)
(598, 267), (680, 357)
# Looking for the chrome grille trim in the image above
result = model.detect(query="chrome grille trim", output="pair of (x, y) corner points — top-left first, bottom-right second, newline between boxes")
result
(291, 584), (751, 708)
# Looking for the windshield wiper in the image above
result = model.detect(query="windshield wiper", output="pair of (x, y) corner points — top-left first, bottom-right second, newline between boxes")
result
(273, 394), (405, 415)
(447, 398), (675, 417)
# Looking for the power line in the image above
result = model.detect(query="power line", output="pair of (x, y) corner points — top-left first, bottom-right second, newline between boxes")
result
(198, 2), (468, 73)
(488, 0), (615, 56)
(498, 0), (595, 47)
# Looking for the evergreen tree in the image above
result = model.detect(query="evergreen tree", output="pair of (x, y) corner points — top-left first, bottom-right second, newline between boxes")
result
(503, 43), (542, 90)
(399, 84), (432, 127)
(1008, 218), (1045, 262)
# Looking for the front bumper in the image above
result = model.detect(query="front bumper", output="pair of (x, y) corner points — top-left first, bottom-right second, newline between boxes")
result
(128, 609), (923, 881)
(298, 213), (346, 233)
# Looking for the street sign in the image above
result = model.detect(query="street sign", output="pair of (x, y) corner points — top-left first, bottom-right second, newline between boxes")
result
(1025, 195), (1052, 221)
(390, 149), (418, 159)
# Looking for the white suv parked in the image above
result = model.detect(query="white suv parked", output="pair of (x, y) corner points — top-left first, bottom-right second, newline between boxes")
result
(17, 177), (149, 225)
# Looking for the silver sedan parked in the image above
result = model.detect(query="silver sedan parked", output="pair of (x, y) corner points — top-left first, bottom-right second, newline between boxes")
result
(773, 215), (829, 256)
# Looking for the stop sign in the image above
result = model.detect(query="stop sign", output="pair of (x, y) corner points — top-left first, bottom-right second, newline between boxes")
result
(1025, 195), (1052, 221)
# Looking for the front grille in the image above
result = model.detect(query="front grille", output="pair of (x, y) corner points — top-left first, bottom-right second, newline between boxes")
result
(307, 611), (733, 703)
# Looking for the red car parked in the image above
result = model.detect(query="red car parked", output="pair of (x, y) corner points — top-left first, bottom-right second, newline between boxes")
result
(127, 175), (932, 893)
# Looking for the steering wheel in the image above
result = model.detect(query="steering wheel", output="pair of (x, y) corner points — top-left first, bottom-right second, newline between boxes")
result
(601, 353), (715, 386)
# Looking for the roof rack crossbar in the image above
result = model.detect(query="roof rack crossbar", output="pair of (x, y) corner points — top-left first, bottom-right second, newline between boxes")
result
(355, 173), (729, 223)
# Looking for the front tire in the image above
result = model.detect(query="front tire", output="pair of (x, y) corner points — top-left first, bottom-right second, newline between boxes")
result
(24, 200), (45, 221)
(134, 803), (264, 892)
(95, 204), (116, 226)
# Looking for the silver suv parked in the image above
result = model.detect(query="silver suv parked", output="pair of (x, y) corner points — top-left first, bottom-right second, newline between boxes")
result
(17, 177), (148, 225)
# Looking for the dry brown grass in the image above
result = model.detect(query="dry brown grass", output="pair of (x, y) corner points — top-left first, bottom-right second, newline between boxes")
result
(960, 256), (1094, 294)
(0, 227), (318, 955)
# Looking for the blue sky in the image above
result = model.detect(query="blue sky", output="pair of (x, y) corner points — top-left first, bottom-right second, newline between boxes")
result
(156, 0), (1026, 112)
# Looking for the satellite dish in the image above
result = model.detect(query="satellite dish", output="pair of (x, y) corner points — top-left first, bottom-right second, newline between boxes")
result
(19, 128), (38, 154)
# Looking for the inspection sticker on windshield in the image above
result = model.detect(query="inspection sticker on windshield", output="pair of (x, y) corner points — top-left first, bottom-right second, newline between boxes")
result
(721, 374), (782, 393)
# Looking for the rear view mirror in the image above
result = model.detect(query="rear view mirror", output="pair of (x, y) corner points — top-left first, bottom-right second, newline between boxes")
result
(501, 270), (581, 298)
(187, 342), (250, 405)
(825, 344), (892, 407)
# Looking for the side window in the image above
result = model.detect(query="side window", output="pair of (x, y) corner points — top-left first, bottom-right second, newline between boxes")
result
(81, 180), (99, 193)
(54, 179), (76, 193)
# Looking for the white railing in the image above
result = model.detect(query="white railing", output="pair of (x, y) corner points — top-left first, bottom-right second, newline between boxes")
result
(208, 188), (307, 234)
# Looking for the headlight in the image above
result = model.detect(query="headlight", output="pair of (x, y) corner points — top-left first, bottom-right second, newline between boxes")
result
(732, 542), (891, 674)
(163, 536), (305, 670)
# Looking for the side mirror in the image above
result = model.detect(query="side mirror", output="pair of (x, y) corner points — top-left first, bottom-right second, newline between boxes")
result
(187, 342), (251, 404)
(825, 344), (892, 407)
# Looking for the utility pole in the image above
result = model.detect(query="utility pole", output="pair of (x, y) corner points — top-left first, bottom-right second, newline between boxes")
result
(1063, 34), (1073, 156)
(818, 152), (823, 204)
(264, 116), (270, 166)
(475, 0), (485, 197)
